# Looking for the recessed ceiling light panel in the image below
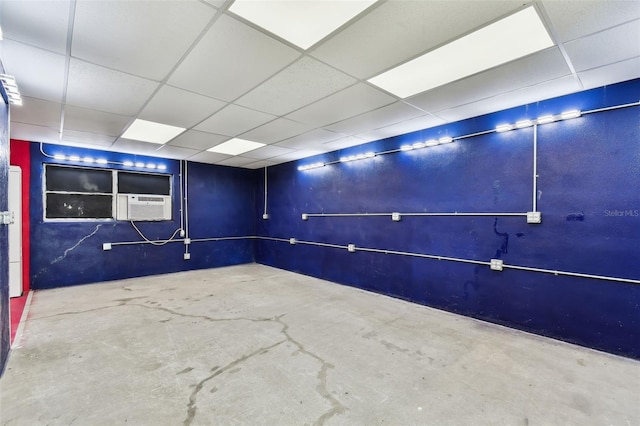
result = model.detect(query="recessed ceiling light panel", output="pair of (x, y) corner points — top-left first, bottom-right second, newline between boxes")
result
(368, 6), (554, 98)
(207, 138), (266, 155)
(121, 119), (185, 144)
(229, 0), (378, 50)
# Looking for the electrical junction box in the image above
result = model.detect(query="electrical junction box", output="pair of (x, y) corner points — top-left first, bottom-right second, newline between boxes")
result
(184, 253), (191, 260)
(262, 213), (269, 220)
(490, 259), (504, 271)
(102, 243), (112, 251)
(184, 238), (191, 245)
(301, 213), (308, 221)
(347, 244), (356, 253)
(391, 212), (401, 222)
(289, 238), (297, 245)
(527, 211), (542, 224)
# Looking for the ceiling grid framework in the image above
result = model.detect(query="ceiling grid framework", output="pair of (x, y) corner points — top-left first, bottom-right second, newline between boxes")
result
(0, 0), (638, 169)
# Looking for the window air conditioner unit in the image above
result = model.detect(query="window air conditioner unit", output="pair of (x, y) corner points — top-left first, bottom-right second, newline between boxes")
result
(116, 194), (171, 221)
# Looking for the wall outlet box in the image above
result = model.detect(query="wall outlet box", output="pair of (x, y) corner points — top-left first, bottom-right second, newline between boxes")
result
(301, 213), (308, 221)
(347, 244), (356, 253)
(184, 253), (191, 260)
(179, 229), (185, 237)
(490, 259), (504, 271)
(102, 243), (112, 251)
(527, 211), (542, 224)
(184, 238), (191, 245)
(262, 213), (269, 220)
(289, 238), (297, 245)
(391, 212), (401, 222)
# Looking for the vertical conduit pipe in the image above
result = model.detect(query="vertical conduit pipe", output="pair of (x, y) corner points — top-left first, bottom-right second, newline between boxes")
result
(184, 160), (190, 256)
(264, 167), (268, 217)
(179, 160), (184, 235)
(533, 124), (538, 212)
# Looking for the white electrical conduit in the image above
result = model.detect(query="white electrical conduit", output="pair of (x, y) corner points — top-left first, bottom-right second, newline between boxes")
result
(303, 212), (528, 218)
(179, 159), (184, 235)
(100, 235), (640, 285)
(184, 160), (190, 256)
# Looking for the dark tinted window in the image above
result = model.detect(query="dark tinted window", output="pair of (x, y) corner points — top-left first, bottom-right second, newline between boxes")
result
(46, 166), (112, 193)
(119, 172), (170, 195)
(46, 194), (113, 219)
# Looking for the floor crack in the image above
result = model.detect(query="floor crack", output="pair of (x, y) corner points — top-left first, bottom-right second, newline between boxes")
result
(273, 315), (347, 425)
(183, 339), (287, 426)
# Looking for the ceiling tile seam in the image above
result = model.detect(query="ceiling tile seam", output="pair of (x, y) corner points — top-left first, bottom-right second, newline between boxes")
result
(305, 0), (388, 53)
(430, 73), (580, 117)
(359, 1), (539, 82)
(2, 37), (67, 58)
(562, 17), (640, 44)
(110, 4), (232, 147)
(535, 2), (583, 90)
(59, 0), (78, 144)
(577, 55), (640, 74)
(323, 102), (426, 136)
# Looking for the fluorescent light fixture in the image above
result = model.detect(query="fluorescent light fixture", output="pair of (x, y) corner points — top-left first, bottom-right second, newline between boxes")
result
(400, 145), (414, 151)
(496, 124), (513, 132)
(368, 7), (554, 98)
(439, 136), (453, 144)
(365, 152), (375, 158)
(123, 161), (134, 167)
(516, 119), (533, 128)
(229, 0), (377, 50)
(425, 139), (439, 147)
(69, 155), (80, 162)
(82, 157), (95, 163)
(561, 110), (581, 120)
(135, 162), (145, 168)
(146, 164), (156, 169)
(413, 142), (426, 149)
(121, 119), (185, 144)
(207, 138), (265, 156)
(53, 154), (66, 160)
(298, 162), (325, 171)
(536, 115), (556, 124)
(96, 159), (108, 164)
(157, 164), (167, 171)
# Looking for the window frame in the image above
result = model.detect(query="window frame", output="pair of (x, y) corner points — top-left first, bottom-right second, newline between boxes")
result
(43, 163), (172, 222)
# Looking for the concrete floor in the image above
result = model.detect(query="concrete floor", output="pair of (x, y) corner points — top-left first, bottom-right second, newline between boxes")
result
(1, 264), (638, 425)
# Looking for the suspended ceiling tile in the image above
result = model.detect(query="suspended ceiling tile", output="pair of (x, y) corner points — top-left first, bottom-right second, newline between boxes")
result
(239, 118), (313, 144)
(311, 0), (524, 79)
(138, 85), (227, 129)
(275, 128), (345, 149)
(110, 138), (166, 155)
(10, 122), (60, 145)
(235, 56), (357, 116)
(406, 47), (570, 113)
(285, 83), (396, 127)
(201, 0), (225, 8)
(435, 75), (582, 123)
(578, 56), (640, 90)
(167, 130), (229, 151)
(270, 148), (329, 162)
(1, 40), (66, 103)
(61, 130), (117, 147)
(194, 104), (277, 137)
(66, 59), (159, 116)
(187, 151), (232, 164)
(0, 0), (70, 54)
(153, 144), (200, 160)
(241, 145), (294, 160)
(356, 114), (446, 142)
(168, 14), (301, 101)
(326, 102), (425, 135)
(10, 97), (61, 128)
(63, 105), (131, 137)
(243, 159), (281, 169)
(72, 0), (215, 81)
(542, 0), (640, 43)
(563, 20), (640, 72)
(322, 136), (372, 151)
(216, 156), (258, 167)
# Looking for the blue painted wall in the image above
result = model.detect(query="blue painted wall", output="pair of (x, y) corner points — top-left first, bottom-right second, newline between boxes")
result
(30, 144), (256, 289)
(0, 85), (10, 375)
(255, 79), (640, 359)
